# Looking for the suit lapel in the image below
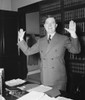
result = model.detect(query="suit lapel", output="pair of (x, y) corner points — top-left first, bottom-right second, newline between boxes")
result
(46, 33), (59, 54)
(40, 36), (49, 55)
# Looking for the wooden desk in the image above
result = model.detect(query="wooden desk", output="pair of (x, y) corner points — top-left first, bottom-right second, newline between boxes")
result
(4, 82), (74, 100)
(5, 95), (17, 100)
(4, 81), (32, 100)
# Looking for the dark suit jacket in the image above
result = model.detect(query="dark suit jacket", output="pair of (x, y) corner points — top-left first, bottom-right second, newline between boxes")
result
(17, 33), (81, 91)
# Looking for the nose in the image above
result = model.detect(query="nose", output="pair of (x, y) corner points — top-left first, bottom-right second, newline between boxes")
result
(48, 23), (52, 27)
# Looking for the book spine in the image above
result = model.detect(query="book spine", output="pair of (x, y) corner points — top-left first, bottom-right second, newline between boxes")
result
(0, 68), (5, 96)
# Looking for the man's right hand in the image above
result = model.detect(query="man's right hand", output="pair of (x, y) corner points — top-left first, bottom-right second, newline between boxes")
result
(18, 29), (25, 42)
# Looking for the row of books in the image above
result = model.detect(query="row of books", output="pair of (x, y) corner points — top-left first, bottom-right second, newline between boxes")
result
(40, 27), (45, 36)
(64, 7), (85, 21)
(41, 7), (85, 22)
(69, 54), (85, 61)
(69, 53), (85, 74)
(76, 22), (85, 32)
(64, 0), (85, 7)
(40, 1), (61, 14)
(70, 62), (85, 74)
(40, 0), (85, 13)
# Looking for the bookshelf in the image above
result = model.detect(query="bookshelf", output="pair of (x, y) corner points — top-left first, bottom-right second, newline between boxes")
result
(39, 0), (85, 94)
(18, 0), (85, 94)
(62, 0), (85, 95)
(63, 0), (85, 75)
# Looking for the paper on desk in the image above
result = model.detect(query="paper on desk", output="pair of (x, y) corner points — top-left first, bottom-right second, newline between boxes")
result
(27, 85), (52, 93)
(17, 83), (39, 90)
(17, 91), (56, 100)
(39, 96), (73, 100)
(40, 94), (56, 100)
(16, 91), (72, 100)
(16, 91), (45, 100)
(55, 96), (73, 100)
(0, 95), (5, 100)
(5, 78), (26, 86)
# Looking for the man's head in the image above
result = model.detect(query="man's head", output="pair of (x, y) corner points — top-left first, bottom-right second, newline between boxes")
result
(44, 15), (58, 35)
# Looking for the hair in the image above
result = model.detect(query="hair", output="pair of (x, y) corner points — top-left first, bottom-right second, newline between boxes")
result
(43, 15), (56, 23)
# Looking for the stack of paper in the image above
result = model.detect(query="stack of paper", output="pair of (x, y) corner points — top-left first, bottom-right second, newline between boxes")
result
(18, 84), (39, 90)
(27, 85), (52, 93)
(0, 95), (5, 100)
(55, 96), (73, 100)
(16, 91), (45, 100)
(17, 91), (72, 100)
(5, 78), (26, 86)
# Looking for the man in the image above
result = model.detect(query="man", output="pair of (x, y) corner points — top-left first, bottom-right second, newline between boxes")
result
(17, 15), (81, 91)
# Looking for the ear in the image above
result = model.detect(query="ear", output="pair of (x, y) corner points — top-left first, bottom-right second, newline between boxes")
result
(44, 24), (46, 29)
(56, 24), (58, 28)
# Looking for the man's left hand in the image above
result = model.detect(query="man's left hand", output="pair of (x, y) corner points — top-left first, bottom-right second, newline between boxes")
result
(64, 20), (77, 38)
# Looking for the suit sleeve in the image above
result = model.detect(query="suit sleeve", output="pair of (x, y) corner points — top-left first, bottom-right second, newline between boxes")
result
(17, 40), (39, 56)
(65, 36), (81, 54)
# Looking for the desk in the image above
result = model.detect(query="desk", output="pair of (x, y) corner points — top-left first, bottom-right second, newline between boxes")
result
(4, 81), (32, 100)
(5, 95), (17, 100)
(4, 81), (75, 100)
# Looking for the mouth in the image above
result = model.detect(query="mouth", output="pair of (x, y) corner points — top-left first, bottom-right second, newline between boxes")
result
(48, 28), (52, 30)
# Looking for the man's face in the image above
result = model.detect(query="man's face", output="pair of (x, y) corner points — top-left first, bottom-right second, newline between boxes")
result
(44, 17), (57, 34)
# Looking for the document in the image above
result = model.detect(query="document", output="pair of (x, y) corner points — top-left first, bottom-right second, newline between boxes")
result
(17, 91), (56, 100)
(27, 85), (52, 93)
(45, 87), (61, 97)
(16, 91), (45, 100)
(5, 78), (26, 86)
(18, 83), (39, 90)
(0, 95), (5, 100)
(17, 91), (72, 100)
(55, 96), (73, 100)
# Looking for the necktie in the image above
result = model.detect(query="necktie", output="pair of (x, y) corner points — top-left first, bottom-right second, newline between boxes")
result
(48, 35), (51, 43)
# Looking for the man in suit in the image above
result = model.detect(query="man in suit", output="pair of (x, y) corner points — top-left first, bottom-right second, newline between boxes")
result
(17, 15), (81, 91)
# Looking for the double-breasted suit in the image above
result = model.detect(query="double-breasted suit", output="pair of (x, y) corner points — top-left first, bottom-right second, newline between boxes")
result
(17, 33), (80, 91)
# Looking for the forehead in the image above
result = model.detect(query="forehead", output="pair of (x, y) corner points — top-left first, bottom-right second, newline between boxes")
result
(45, 17), (56, 23)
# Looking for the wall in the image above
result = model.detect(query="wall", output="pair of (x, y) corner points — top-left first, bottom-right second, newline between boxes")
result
(11, 0), (42, 11)
(0, 0), (42, 11)
(0, 0), (11, 10)
(26, 12), (39, 34)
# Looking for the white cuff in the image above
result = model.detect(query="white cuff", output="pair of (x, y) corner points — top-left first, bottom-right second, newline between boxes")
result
(71, 33), (77, 38)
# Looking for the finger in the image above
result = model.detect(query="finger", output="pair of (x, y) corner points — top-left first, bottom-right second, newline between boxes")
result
(18, 30), (25, 36)
(69, 20), (76, 28)
(20, 28), (24, 32)
(64, 28), (70, 33)
(19, 29), (25, 34)
(64, 28), (70, 32)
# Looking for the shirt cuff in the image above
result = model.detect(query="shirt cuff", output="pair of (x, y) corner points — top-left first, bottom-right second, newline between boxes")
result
(71, 33), (78, 38)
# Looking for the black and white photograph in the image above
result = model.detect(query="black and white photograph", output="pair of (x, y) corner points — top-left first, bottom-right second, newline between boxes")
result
(0, 0), (85, 100)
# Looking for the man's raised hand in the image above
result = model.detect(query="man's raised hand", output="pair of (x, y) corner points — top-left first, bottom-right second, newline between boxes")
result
(64, 20), (77, 38)
(18, 29), (25, 42)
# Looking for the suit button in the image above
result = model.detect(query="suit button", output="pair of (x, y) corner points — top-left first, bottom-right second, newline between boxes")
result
(43, 58), (45, 60)
(41, 50), (43, 53)
(52, 66), (54, 69)
(51, 58), (54, 60)
(55, 49), (57, 52)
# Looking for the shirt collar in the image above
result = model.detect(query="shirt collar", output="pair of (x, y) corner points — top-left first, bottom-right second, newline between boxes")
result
(48, 32), (55, 39)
